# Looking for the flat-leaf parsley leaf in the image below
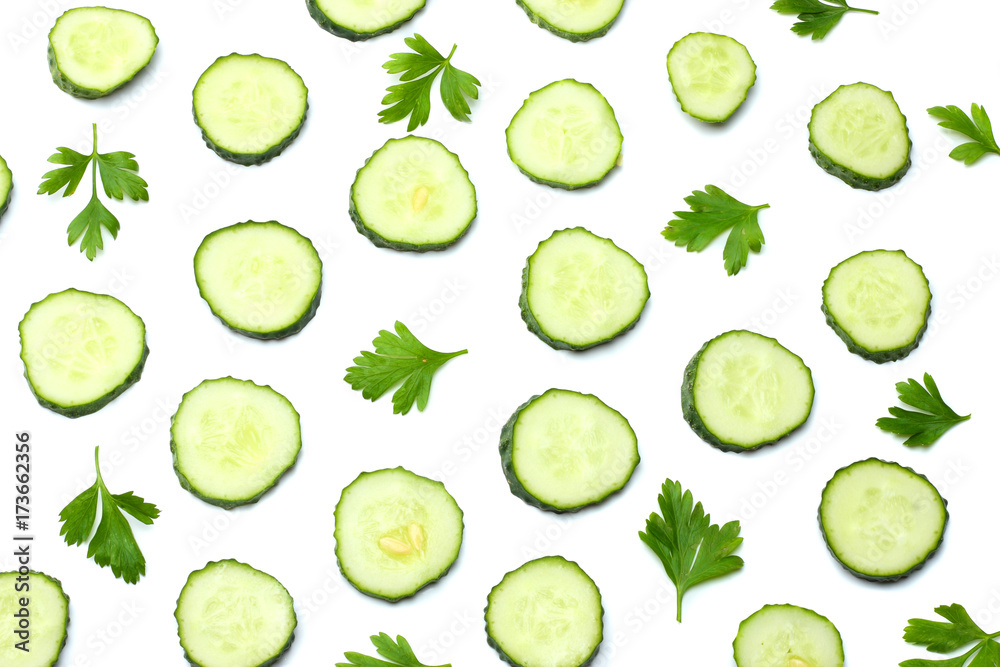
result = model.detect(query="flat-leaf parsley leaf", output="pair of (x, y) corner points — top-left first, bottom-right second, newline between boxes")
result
(901, 603), (1000, 666)
(770, 0), (878, 40)
(337, 633), (451, 667)
(928, 104), (1000, 165)
(876, 373), (970, 447)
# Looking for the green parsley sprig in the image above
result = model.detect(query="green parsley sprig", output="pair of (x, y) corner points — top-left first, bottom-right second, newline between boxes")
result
(337, 633), (450, 667)
(876, 373), (970, 447)
(901, 603), (1000, 666)
(928, 104), (1000, 165)
(770, 0), (879, 40)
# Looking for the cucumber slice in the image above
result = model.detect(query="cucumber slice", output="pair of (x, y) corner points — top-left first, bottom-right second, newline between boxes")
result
(48, 7), (158, 99)
(809, 82), (912, 190)
(306, 0), (425, 40)
(350, 136), (478, 252)
(334, 468), (464, 601)
(18, 289), (148, 417)
(521, 227), (649, 350)
(486, 556), (603, 667)
(667, 32), (756, 123)
(175, 559), (296, 667)
(0, 571), (69, 667)
(193, 54), (308, 166)
(822, 250), (931, 363)
(819, 458), (948, 582)
(733, 604), (844, 667)
(516, 0), (625, 42)
(682, 330), (814, 453)
(500, 389), (639, 512)
(0, 154), (11, 221)
(194, 221), (323, 339)
(171, 377), (301, 509)
(506, 79), (623, 190)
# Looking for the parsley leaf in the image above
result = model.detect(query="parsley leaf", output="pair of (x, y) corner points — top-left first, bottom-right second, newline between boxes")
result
(901, 604), (1000, 667)
(662, 185), (768, 276)
(380, 34), (481, 131)
(336, 633), (451, 667)
(928, 104), (1000, 165)
(344, 321), (467, 415)
(639, 478), (744, 622)
(58, 446), (159, 584)
(770, 0), (879, 40)
(38, 123), (148, 260)
(876, 373), (971, 447)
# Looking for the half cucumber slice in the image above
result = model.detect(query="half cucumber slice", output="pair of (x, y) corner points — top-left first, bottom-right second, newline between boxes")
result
(667, 32), (756, 123)
(193, 54), (308, 165)
(516, 0), (626, 42)
(350, 136), (477, 251)
(822, 249), (931, 363)
(733, 604), (844, 667)
(48, 7), (158, 99)
(819, 458), (948, 582)
(334, 468), (464, 601)
(195, 221), (323, 339)
(171, 377), (301, 509)
(306, 0), (425, 40)
(521, 227), (649, 350)
(0, 154), (10, 221)
(506, 79), (623, 189)
(809, 82), (912, 190)
(0, 571), (69, 667)
(682, 330), (814, 453)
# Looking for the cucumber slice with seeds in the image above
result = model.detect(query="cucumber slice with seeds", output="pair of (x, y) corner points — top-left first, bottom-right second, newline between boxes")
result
(506, 79), (623, 190)
(171, 377), (301, 509)
(822, 249), (931, 363)
(0, 571), (69, 667)
(193, 54), (308, 166)
(175, 559), (296, 667)
(195, 221), (323, 339)
(334, 468), (464, 601)
(733, 604), (844, 667)
(809, 82), (911, 190)
(516, 0), (625, 42)
(350, 136), (477, 252)
(521, 227), (649, 350)
(667, 32), (756, 123)
(306, 0), (425, 41)
(486, 555), (603, 667)
(0, 154), (11, 221)
(819, 458), (948, 582)
(48, 7), (158, 99)
(682, 330), (814, 453)
(18, 289), (148, 418)
(500, 389), (639, 512)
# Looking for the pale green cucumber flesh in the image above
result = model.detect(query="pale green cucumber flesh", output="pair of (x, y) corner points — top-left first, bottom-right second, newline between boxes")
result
(667, 32), (756, 123)
(516, 0), (625, 41)
(733, 604), (844, 667)
(0, 571), (69, 667)
(306, 0), (425, 40)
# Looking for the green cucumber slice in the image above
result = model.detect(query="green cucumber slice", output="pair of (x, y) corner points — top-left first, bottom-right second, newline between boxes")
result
(193, 54), (308, 166)
(516, 0), (626, 41)
(667, 32), (756, 123)
(0, 154), (11, 221)
(682, 330), (814, 452)
(521, 227), (649, 350)
(175, 559), (296, 667)
(809, 82), (912, 190)
(18, 289), (148, 417)
(306, 0), (425, 40)
(0, 571), (69, 667)
(822, 249), (931, 363)
(506, 79), (623, 189)
(819, 458), (948, 582)
(500, 389), (639, 512)
(486, 556), (603, 667)
(48, 7), (158, 99)
(349, 136), (478, 252)
(733, 604), (844, 667)
(194, 221), (322, 339)
(334, 467), (464, 601)
(171, 377), (301, 509)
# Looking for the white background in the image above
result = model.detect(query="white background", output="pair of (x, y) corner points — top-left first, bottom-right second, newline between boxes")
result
(2, 0), (1000, 664)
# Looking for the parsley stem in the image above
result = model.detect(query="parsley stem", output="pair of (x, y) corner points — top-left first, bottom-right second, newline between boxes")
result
(676, 590), (683, 622)
(445, 43), (458, 63)
(848, 4), (879, 14)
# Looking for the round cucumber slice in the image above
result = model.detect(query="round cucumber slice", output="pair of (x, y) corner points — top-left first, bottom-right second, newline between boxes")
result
(506, 79), (623, 190)
(195, 221), (323, 339)
(193, 54), (308, 166)
(486, 556), (603, 667)
(0, 154), (11, 221)
(822, 249), (931, 363)
(306, 0), (425, 41)
(18, 289), (148, 418)
(809, 82), (912, 190)
(521, 227), (649, 351)
(334, 468), (464, 601)
(733, 604), (844, 667)
(0, 571), (69, 667)
(350, 136), (478, 252)
(819, 458), (948, 581)
(500, 389), (639, 512)
(48, 7), (158, 99)
(682, 330), (814, 453)
(667, 32), (756, 123)
(171, 377), (301, 509)
(516, 0), (626, 42)
(176, 559), (296, 667)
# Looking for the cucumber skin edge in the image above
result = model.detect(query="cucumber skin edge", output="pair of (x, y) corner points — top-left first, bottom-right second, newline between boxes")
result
(732, 604), (845, 667)
(515, 0), (623, 42)
(0, 571), (69, 667)
(0, 173), (11, 222)
(304, 0), (425, 41)
(820, 301), (929, 364)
